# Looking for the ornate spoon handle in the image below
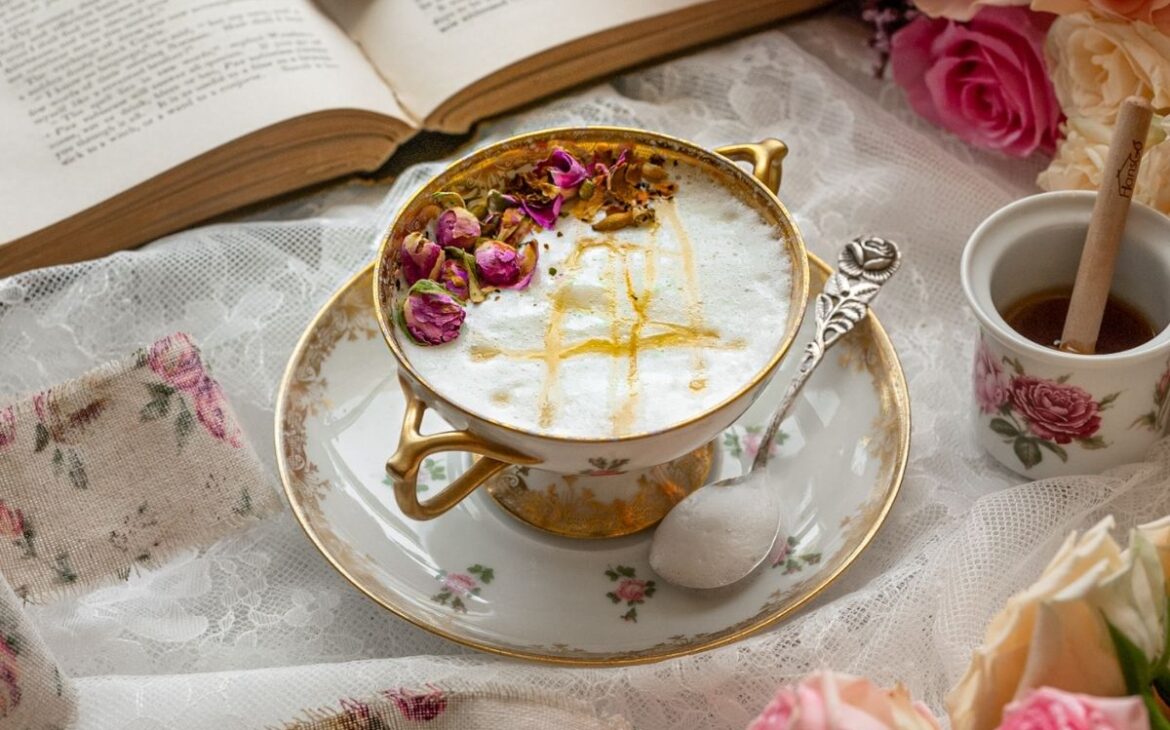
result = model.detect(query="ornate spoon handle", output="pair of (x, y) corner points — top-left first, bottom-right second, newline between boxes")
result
(750, 237), (902, 473)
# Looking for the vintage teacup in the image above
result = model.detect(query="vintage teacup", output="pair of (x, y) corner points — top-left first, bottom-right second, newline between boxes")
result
(962, 191), (1170, 478)
(371, 127), (810, 523)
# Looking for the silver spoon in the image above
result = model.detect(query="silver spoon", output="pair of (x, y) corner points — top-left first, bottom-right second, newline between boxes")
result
(649, 236), (902, 590)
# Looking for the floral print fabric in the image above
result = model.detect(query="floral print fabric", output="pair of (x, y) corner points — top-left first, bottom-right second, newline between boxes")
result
(0, 333), (279, 603)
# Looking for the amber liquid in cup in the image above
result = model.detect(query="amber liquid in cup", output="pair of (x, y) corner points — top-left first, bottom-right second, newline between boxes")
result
(1002, 287), (1156, 354)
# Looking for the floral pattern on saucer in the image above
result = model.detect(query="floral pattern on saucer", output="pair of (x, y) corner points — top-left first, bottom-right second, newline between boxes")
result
(975, 339), (1117, 470)
(605, 565), (656, 623)
(431, 564), (494, 613)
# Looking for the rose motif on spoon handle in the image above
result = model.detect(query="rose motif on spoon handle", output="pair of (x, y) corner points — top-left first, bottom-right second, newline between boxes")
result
(750, 236), (902, 472)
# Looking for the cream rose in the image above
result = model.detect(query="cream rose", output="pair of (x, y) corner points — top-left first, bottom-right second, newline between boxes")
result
(911, 0), (1028, 23)
(1037, 114), (1170, 214)
(1045, 13), (1170, 121)
(749, 672), (940, 730)
(945, 517), (1167, 730)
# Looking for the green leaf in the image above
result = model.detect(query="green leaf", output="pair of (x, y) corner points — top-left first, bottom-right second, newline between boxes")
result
(175, 401), (195, 448)
(147, 383), (176, 398)
(1143, 693), (1170, 730)
(989, 418), (1019, 438)
(34, 423), (49, 452)
(1003, 356), (1025, 375)
(469, 564), (494, 584)
(1038, 440), (1069, 462)
(1106, 618), (1153, 695)
(1135, 413), (1159, 429)
(1056, 374), (1071, 384)
(139, 396), (170, 421)
(66, 451), (87, 489)
(1099, 392), (1121, 410)
(1079, 435), (1108, 450)
(722, 432), (742, 458)
(1014, 437), (1042, 469)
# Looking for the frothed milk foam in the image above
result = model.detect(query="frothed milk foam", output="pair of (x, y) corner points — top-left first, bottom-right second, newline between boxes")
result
(400, 163), (792, 438)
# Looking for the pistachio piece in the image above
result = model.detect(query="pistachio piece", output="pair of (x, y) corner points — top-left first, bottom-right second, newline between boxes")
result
(431, 191), (466, 209)
(592, 210), (634, 232)
(578, 180), (595, 200)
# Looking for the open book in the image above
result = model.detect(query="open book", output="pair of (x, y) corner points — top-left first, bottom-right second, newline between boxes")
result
(0, 0), (829, 276)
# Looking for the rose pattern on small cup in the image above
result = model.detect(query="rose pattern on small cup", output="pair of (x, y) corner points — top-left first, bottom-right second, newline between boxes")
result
(605, 565), (656, 622)
(975, 339), (1118, 470)
(1132, 357), (1170, 437)
(0, 407), (15, 454)
(430, 564), (493, 613)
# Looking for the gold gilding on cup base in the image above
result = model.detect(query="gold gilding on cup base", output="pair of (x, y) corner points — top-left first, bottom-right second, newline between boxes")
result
(485, 442), (717, 538)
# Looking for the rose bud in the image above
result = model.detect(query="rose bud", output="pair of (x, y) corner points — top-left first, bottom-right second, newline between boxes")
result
(510, 240), (539, 291)
(399, 232), (444, 285)
(400, 280), (466, 346)
(497, 207), (532, 243)
(518, 194), (563, 229)
(430, 191), (466, 209)
(537, 148), (588, 189)
(475, 239), (522, 288)
(437, 257), (471, 301)
(434, 206), (481, 250)
(444, 247), (484, 302)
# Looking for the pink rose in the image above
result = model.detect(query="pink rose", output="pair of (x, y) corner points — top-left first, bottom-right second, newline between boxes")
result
(1010, 375), (1100, 443)
(999, 689), (1147, 730)
(890, 7), (1062, 158)
(0, 652), (18, 718)
(147, 333), (206, 392)
(974, 341), (1011, 414)
(745, 432), (781, 460)
(0, 502), (23, 538)
(615, 578), (648, 603)
(441, 572), (477, 596)
(193, 377), (243, 448)
(749, 672), (941, 730)
(0, 407), (14, 452)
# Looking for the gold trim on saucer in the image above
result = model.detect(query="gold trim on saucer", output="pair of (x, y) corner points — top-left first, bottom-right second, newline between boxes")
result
(274, 250), (910, 667)
(485, 441), (716, 539)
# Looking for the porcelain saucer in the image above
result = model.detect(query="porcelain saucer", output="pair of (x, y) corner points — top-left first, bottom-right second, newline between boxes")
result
(276, 254), (909, 665)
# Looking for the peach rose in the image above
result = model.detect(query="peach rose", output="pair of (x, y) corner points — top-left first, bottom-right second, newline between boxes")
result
(1038, 114), (1170, 214)
(946, 518), (1167, 730)
(1045, 13), (1170, 121)
(1033, 0), (1170, 35)
(749, 672), (941, 730)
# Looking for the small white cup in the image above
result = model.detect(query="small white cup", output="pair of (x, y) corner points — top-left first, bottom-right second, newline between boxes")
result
(961, 191), (1170, 478)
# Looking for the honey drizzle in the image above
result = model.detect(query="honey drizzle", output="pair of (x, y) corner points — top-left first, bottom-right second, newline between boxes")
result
(469, 203), (736, 435)
(661, 203), (708, 393)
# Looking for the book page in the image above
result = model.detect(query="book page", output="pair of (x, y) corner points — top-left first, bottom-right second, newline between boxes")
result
(321, 0), (710, 121)
(0, 0), (407, 244)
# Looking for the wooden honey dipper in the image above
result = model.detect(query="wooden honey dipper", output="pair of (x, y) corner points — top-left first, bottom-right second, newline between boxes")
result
(1060, 97), (1155, 354)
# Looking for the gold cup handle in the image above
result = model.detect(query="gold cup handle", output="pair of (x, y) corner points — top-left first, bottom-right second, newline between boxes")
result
(386, 376), (540, 520)
(715, 139), (788, 194)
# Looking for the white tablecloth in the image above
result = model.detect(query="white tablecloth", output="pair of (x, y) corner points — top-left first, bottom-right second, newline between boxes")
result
(5, 12), (1157, 729)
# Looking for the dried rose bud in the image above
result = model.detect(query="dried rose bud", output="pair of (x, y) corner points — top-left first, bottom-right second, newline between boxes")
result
(497, 207), (531, 243)
(399, 232), (444, 285)
(511, 241), (539, 291)
(475, 239), (523, 288)
(518, 194), (563, 229)
(437, 257), (471, 301)
(537, 148), (588, 189)
(444, 247), (484, 302)
(486, 189), (517, 215)
(400, 280), (465, 346)
(434, 207), (481, 250)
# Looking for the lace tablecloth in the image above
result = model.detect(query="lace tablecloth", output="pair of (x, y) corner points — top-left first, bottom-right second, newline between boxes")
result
(4, 12), (1158, 729)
